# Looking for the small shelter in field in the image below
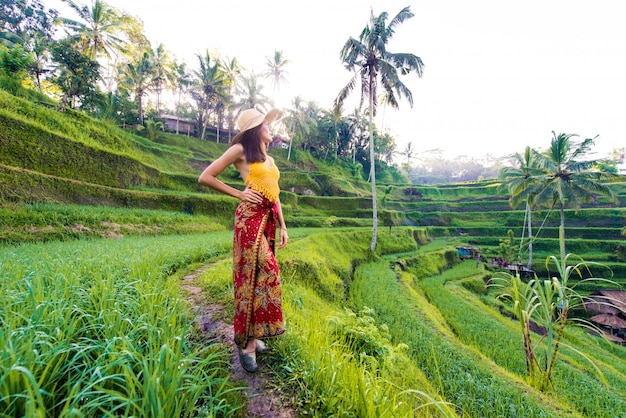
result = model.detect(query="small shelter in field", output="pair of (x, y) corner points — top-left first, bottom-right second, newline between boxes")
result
(161, 114), (195, 136)
(271, 136), (290, 149)
(585, 289), (626, 345)
(456, 246), (480, 260)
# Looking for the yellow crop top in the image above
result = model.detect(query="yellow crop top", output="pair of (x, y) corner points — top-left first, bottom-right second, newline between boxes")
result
(245, 159), (280, 202)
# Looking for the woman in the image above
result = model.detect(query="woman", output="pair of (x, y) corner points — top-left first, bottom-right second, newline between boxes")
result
(198, 108), (287, 373)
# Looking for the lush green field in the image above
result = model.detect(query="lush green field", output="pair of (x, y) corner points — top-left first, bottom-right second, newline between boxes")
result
(0, 203), (228, 243)
(1, 221), (625, 416)
(194, 228), (625, 416)
(1, 85), (625, 416)
(0, 233), (239, 417)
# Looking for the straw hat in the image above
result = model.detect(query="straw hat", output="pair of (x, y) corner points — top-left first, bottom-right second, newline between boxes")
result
(230, 108), (283, 145)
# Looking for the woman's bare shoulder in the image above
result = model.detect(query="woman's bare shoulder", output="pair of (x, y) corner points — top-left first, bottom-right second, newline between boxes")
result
(218, 143), (244, 162)
(227, 143), (245, 155)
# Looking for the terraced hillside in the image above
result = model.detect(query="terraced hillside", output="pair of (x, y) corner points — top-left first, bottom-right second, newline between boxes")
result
(4, 227), (625, 416)
(2, 86), (625, 278)
(1, 86), (626, 416)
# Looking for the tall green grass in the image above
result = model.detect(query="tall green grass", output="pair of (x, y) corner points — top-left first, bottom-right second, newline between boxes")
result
(350, 261), (564, 417)
(0, 203), (226, 243)
(417, 261), (626, 416)
(0, 232), (238, 416)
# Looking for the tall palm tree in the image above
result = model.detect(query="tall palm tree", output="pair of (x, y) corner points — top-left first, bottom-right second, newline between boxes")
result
(300, 100), (321, 153)
(220, 57), (243, 142)
(172, 60), (191, 134)
(118, 50), (152, 125)
(263, 50), (289, 104)
(283, 96), (312, 161)
(27, 33), (50, 92)
(347, 107), (366, 165)
(329, 103), (344, 159)
(499, 146), (544, 269)
(150, 43), (173, 114)
(235, 71), (270, 111)
(334, 6), (424, 251)
(402, 142), (415, 166)
(193, 50), (227, 140)
(221, 56), (242, 142)
(59, 0), (126, 61)
(534, 132), (617, 264)
(59, 0), (148, 92)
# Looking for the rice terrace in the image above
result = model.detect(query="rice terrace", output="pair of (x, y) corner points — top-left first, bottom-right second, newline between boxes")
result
(1, 1), (626, 417)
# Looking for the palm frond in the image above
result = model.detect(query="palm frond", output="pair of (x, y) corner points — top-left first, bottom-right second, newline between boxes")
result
(334, 73), (358, 110)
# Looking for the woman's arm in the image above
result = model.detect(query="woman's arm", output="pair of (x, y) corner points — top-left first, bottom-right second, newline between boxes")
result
(198, 144), (263, 203)
(276, 198), (288, 248)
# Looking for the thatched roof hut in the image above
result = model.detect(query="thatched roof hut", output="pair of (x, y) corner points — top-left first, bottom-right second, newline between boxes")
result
(585, 296), (621, 315)
(591, 313), (626, 329)
(585, 290), (626, 315)
(602, 332), (625, 344)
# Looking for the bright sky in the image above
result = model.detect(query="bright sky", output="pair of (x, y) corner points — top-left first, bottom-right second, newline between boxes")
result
(45, 0), (626, 161)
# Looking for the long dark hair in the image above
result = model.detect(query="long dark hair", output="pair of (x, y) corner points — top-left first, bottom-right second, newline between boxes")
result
(238, 124), (266, 163)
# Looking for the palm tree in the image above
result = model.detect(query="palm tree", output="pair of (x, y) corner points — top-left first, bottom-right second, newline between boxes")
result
(118, 50), (152, 125)
(534, 132), (617, 264)
(334, 6), (424, 251)
(235, 71), (270, 111)
(26, 33), (50, 92)
(402, 142), (415, 166)
(172, 60), (191, 134)
(150, 43), (173, 114)
(347, 107), (367, 164)
(59, 0), (127, 61)
(263, 50), (289, 104)
(221, 56), (242, 142)
(327, 103), (344, 160)
(300, 100), (321, 153)
(499, 146), (544, 269)
(283, 96), (314, 161)
(193, 50), (227, 140)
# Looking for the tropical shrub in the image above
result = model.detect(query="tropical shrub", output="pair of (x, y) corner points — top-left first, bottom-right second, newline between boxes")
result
(492, 253), (616, 390)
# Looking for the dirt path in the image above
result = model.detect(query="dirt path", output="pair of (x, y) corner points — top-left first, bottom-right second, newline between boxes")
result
(181, 265), (297, 418)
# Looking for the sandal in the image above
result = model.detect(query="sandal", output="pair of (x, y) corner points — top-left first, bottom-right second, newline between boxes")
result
(238, 348), (258, 373)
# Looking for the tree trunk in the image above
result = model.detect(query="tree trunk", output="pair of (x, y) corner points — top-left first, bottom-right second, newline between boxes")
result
(200, 108), (207, 140)
(527, 200), (533, 269)
(216, 112), (221, 143)
(287, 137), (293, 161)
(559, 202), (566, 266)
(138, 93), (144, 125)
(176, 90), (181, 134)
(368, 77), (378, 252)
(59, 95), (68, 112)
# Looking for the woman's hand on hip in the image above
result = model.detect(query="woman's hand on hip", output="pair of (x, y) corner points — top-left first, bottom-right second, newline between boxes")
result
(240, 186), (264, 204)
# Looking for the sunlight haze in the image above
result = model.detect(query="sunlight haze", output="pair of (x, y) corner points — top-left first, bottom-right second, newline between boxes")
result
(45, 0), (626, 161)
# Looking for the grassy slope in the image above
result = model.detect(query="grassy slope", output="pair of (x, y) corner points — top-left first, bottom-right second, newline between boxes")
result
(1, 86), (626, 416)
(197, 229), (626, 416)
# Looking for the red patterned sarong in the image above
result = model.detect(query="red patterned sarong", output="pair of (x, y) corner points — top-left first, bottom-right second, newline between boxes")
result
(232, 197), (285, 348)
